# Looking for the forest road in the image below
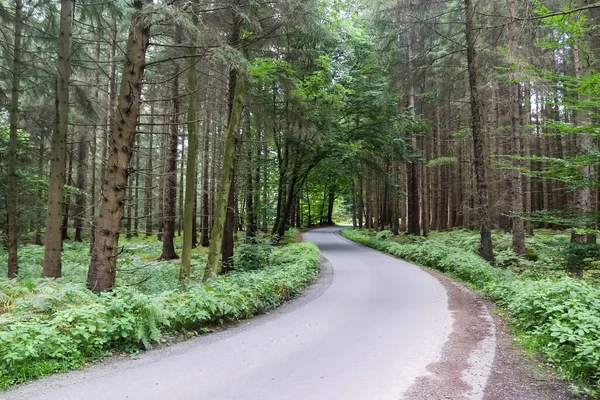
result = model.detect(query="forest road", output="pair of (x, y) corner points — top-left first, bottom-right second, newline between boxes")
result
(3, 226), (499, 400)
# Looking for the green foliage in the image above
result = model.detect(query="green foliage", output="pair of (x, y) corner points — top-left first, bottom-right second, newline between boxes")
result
(0, 242), (320, 389)
(562, 243), (600, 275)
(342, 228), (600, 394)
(233, 244), (274, 271)
(427, 157), (457, 168)
(375, 230), (394, 241)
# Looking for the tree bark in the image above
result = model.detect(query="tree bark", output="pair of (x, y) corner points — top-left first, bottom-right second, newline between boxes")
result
(44, 0), (73, 278)
(200, 73), (213, 248)
(61, 148), (73, 241)
(161, 37), (181, 261)
(145, 105), (154, 237)
(6, 0), (23, 278)
(507, 0), (526, 256)
(74, 131), (88, 242)
(204, 7), (245, 281)
(87, 0), (151, 292)
(181, 29), (200, 283)
(464, 0), (494, 263)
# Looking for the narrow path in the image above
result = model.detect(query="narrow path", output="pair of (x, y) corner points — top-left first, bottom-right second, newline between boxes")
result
(4, 227), (499, 400)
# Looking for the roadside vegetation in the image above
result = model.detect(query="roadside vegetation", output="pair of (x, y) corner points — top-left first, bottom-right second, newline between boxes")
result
(342, 228), (600, 397)
(0, 229), (319, 389)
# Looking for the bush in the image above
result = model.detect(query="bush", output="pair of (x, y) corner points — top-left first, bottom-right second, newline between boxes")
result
(233, 244), (274, 271)
(341, 228), (600, 395)
(375, 230), (394, 241)
(0, 242), (320, 389)
(562, 242), (600, 275)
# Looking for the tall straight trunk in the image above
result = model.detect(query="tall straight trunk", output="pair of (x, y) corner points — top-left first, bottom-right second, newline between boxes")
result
(94, 21), (117, 250)
(523, 82), (534, 236)
(133, 136), (140, 236)
(90, 43), (102, 251)
(44, 0), (73, 277)
(400, 164), (407, 232)
(245, 131), (257, 241)
(125, 166), (133, 239)
(507, 0), (526, 255)
(422, 136), (430, 236)
(178, 139), (185, 236)
(74, 131), (88, 242)
(88, 0), (151, 292)
(35, 137), (46, 246)
(222, 170), (236, 270)
(392, 162), (399, 235)
(358, 170), (364, 229)
(157, 123), (167, 241)
(571, 37), (595, 252)
(161, 41), (181, 260)
(430, 108), (440, 230)
(406, 37), (420, 236)
(366, 172), (373, 229)
(145, 107), (154, 236)
(6, 0), (23, 278)
(407, 162), (420, 235)
(192, 172), (198, 247)
(204, 8), (245, 281)
(181, 30), (200, 283)
(327, 187), (335, 225)
(61, 149), (73, 241)
(464, 0), (494, 262)
(200, 75), (213, 248)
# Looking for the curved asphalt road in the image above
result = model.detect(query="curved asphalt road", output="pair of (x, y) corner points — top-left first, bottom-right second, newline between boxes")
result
(4, 227), (475, 400)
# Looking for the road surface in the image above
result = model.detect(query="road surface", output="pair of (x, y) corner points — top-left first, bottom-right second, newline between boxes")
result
(3, 227), (497, 400)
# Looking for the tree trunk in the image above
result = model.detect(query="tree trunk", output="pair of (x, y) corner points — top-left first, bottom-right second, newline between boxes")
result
(222, 171), (236, 271)
(133, 136), (140, 237)
(161, 39), (181, 261)
(145, 105), (154, 237)
(204, 8), (245, 281)
(74, 131), (88, 242)
(61, 148), (73, 241)
(6, 0), (23, 278)
(464, 0), (494, 263)
(200, 75), (213, 248)
(94, 20), (117, 250)
(87, 0), (151, 292)
(181, 33), (200, 283)
(507, 0), (526, 256)
(422, 136), (430, 236)
(44, 0), (73, 278)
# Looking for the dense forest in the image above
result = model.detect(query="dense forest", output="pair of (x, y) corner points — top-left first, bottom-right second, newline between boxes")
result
(2, 0), (600, 393)
(1, 0), (600, 279)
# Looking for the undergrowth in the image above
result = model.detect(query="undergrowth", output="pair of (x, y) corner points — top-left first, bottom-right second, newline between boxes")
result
(0, 234), (319, 390)
(342, 228), (600, 397)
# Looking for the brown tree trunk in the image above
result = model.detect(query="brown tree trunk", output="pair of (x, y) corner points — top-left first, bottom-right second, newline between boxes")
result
(87, 0), (151, 292)
(507, 0), (526, 256)
(6, 0), (23, 278)
(94, 20), (117, 250)
(200, 75), (213, 248)
(204, 6), (245, 281)
(161, 42), (181, 260)
(44, 0), (73, 278)
(61, 148), (73, 241)
(145, 105), (154, 237)
(222, 171), (236, 271)
(464, 0), (494, 262)
(133, 136), (140, 237)
(74, 132), (88, 242)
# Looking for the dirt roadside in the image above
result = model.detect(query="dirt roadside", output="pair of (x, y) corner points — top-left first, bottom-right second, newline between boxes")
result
(403, 269), (587, 400)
